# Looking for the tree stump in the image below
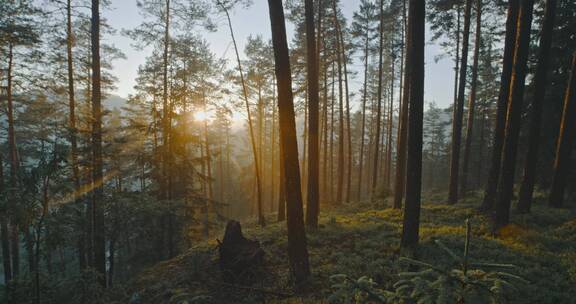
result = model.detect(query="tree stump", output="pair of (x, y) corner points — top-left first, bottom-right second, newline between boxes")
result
(218, 220), (264, 282)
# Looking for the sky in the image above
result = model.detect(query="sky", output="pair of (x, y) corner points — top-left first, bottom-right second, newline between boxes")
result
(103, 0), (456, 110)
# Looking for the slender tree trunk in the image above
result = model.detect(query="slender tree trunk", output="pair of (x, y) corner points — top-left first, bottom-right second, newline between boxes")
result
(357, 31), (370, 201)
(401, 0), (425, 249)
(372, 0), (385, 198)
(219, 1), (265, 227)
(278, 138), (286, 221)
(517, 0), (557, 212)
(334, 18), (352, 204)
(267, 0), (311, 287)
(0, 155), (11, 284)
(385, 57), (394, 191)
(91, 0), (106, 286)
(448, 0), (472, 204)
(66, 0), (86, 270)
(393, 0), (409, 209)
(494, 0), (534, 230)
(461, 0), (482, 194)
(453, 7), (461, 117)
(305, 0), (320, 228)
(480, 0), (519, 212)
(332, 0), (345, 205)
(6, 43), (20, 278)
(548, 52), (576, 208)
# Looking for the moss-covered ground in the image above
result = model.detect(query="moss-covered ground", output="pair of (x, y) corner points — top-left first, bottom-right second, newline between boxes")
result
(118, 192), (576, 303)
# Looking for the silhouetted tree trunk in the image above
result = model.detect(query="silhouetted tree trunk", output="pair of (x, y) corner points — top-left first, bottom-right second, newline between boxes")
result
(0, 155), (11, 284)
(6, 43), (20, 278)
(548, 52), (576, 208)
(305, 0), (320, 228)
(494, 0), (534, 230)
(332, 0), (345, 205)
(66, 0), (86, 270)
(517, 0), (557, 213)
(357, 19), (370, 201)
(401, 0), (425, 249)
(278, 138), (286, 222)
(91, 0), (106, 287)
(268, 0), (311, 287)
(218, 1), (265, 227)
(448, 0), (472, 204)
(393, 0), (409, 209)
(385, 57), (394, 191)
(461, 0), (482, 194)
(480, 0), (519, 212)
(372, 0), (385, 198)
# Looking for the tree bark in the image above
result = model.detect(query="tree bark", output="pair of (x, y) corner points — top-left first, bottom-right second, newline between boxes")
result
(517, 0), (557, 212)
(401, 0), (425, 249)
(461, 0), (482, 194)
(494, 0), (534, 230)
(267, 0), (311, 287)
(305, 0), (320, 228)
(448, 0), (472, 204)
(548, 52), (576, 208)
(91, 0), (106, 286)
(480, 0), (519, 212)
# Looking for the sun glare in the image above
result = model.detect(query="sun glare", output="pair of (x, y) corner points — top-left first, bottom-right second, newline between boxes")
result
(193, 110), (209, 121)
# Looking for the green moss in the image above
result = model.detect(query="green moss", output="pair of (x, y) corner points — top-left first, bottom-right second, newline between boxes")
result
(115, 193), (576, 303)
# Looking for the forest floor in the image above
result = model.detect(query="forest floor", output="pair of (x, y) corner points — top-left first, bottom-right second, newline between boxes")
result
(119, 192), (576, 304)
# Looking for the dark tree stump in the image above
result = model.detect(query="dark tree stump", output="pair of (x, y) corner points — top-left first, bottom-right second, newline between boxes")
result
(218, 220), (264, 282)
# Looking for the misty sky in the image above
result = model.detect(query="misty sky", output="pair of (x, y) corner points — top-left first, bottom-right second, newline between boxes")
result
(103, 0), (456, 110)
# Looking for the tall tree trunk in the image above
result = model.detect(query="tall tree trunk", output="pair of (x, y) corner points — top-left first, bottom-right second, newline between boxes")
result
(278, 138), (286, 222)
(267, 0), (311, 287)
(480, 0), (519, 212)
(461, 0), (482, 194)
(393, 0), (409, 209)
(401, 0), (425, 249)
(6, 43), (20, 278)
(0, 155), (11, 284)
(332, 0), (344, 205)
(548, 52), (576, 208)
(218, 1), (265, 227)
(517, 0), (557, 212)
(91, 0), (106, 287)
(385, 57), (394, 191)
(305, 0), (320, 228)
(66, 0), (86, 270)
(372, 0), (385, 198)
(448, 0), (472, 204)
(357, 28), (370, 201)
(494, 0), (534, 230)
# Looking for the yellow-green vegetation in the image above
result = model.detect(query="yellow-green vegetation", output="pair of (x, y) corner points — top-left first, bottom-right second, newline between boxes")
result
(118, 193), (576, 304)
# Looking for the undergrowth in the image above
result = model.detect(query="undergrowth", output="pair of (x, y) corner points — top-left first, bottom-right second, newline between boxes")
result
(117, 195), (576, 304)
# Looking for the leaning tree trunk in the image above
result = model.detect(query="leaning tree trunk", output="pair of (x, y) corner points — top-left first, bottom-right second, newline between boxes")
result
(517, 0), (557, 213)
(91, 0), (107, 287)
(548, 52), (576, 208)
(479, 0), (519, 212)
(267, 0), (311, 288)
(401, 0), (425, 250)
(494, 0), (534, 230)
(461, 0), (482, 194)
(219, 1), (265, 227)
(448, 0), (473, 205)
(305, 0), (320, 228)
